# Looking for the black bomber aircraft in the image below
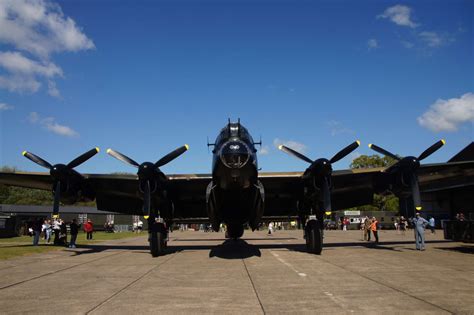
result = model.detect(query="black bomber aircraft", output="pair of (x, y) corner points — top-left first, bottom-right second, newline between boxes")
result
(1, 120), (474, 257)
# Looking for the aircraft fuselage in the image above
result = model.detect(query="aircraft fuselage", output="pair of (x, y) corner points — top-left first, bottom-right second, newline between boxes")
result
(207, 121), (264, 237)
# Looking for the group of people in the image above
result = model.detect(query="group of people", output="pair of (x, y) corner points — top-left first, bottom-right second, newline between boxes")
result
(132, 219), (144, 233)
(362, 216), (379, 243)
(27, 218), (94, 247)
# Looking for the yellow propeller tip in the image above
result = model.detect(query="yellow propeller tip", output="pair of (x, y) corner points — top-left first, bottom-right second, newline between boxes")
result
(368, 144), (372, 148)
(415, 207), (422, 211)
(356, 140), (361, 146)
(441, 139), (446, 145)
(95, 147), (100, 153)
(185, 144), (189, 150)
(278, 145), (283, 150)
(106, 148), (112, 154)
(22, 151), (27, 156)
(143, 215), (149, 219)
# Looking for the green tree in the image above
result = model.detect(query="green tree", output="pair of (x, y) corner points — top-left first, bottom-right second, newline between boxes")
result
(349, 155), (399, 212)
(350, 154), (397, 169)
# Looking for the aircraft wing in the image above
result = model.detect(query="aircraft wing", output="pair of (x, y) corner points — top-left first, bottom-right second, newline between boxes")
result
(415, 161), (474, 192)
(258, 168), (381, 216)
(0, 160), (472, 218)
(88, 174), (211, 218)
(0, 171), (211, 218)
(258, 160), (474, 216)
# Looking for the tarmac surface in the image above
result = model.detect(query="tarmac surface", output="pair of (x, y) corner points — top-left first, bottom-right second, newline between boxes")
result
(0, 229), (473, 314)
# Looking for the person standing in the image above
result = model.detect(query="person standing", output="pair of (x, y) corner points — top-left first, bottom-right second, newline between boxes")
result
(69, 219), (80, 248)
(428, 217), (435, 234)
(32, 218), (42, 246)
(52, 218), (61, 245)
(268, 222), (274, 235)
(364, 216), (371, 241)
(59, 219), (67, 246)
(412, 213), (429, 250)
(42, 219), (52, 244)
(84, 219), (94, 240)
(399, 216), (407, 235)
(370, 217), (379, 244)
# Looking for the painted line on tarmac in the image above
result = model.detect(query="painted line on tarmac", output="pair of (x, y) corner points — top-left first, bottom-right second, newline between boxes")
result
(317, 257), (454, 314)
(270, 251), (356, 312)
(86, 252), (179, 315)
(242, 259), (266, 315)
(0, 251), (124, 290)
(270, 251), (307, 277)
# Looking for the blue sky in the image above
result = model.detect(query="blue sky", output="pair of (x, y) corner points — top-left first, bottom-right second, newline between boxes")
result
(1, 0), (473, 175)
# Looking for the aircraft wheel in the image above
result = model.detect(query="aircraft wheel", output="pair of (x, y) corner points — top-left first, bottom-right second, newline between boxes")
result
(149, 231), (166, 257)
(306, 220), (323, 255)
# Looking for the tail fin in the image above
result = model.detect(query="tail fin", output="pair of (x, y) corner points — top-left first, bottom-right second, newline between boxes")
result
(449, 142), (474, 162)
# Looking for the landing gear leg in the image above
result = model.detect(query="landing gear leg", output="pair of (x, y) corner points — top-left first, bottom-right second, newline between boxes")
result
(148, 216), (167, 257)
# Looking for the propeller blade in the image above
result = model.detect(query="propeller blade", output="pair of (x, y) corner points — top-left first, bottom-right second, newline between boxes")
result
(278, 145), (313, 164)
(410, 173), (422, 211)
(53, 181), (61, 217)
(330, 140), (361, 164)
(22, 151), (53, 169)
(418, 139), (446, 161)
(143, 180), (151, 217)
(322, 177), (331, 212)
(67, 147), (100, 169)
(107, 149), (140, 168)
(368, 144), (401, 161)
(154, 145), (189, 168)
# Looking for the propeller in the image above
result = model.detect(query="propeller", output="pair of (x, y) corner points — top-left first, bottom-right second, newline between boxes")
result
(107, 145), (189, 217)
(368, 139), (445, 211)
(22, 148), (100, 217)
(279, 141), (361, 212)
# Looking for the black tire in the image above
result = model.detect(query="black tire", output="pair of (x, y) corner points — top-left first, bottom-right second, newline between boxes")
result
(226, 224), (244, 239)
(306, 223), (323, 255)
(150, 232), (165, 257)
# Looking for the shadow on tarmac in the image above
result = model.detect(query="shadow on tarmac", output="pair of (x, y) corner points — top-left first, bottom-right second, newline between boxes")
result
(209, 239), (261, 259)
(63, 239), (457, 258)
(434, 246), (474, 254)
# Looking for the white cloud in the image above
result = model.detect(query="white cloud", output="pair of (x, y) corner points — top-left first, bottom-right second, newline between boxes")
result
(258, 145), (270, 155)
(273, 138), (308, 154)
(327, 120), (354, 136)
(367, 38), (378, 50)
(0, 0), (94, 96)
(0, 51), (62, 77)
(27, 111), (79, 137)
(47, 80), (60, 98)
(418, 93), (474, 132)
(0, 0), (95, 58)
(418, 32), (442, 47)
(0, 74), (41, 92)
(0, 102), (14, 110)
(401, 40), (414, 49)
(378, 5), (419, 28)
(28, 111), (40, 123)
(418, 31), (454, 48)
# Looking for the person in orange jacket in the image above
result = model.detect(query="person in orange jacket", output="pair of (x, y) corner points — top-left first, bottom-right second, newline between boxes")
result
(370, 217), (379, 243)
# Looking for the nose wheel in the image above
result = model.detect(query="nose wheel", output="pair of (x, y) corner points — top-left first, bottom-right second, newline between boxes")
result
(148, 216), (168, 257)
(305, 219), (323, 254)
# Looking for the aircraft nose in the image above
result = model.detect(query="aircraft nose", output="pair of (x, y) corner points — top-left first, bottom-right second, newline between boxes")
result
(219, 140), (251, 169)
